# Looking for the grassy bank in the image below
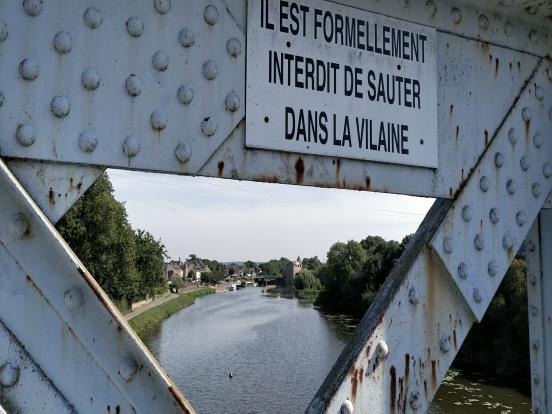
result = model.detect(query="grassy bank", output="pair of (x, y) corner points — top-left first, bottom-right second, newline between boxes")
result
(129, 288), (215, 339)
(295, 288), (321, 302)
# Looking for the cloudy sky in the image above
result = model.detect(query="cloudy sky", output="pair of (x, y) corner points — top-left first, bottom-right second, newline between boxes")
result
(109, 169), (434, 263)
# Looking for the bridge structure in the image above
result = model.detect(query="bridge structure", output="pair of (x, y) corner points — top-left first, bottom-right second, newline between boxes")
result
(0, 0), (550, 413)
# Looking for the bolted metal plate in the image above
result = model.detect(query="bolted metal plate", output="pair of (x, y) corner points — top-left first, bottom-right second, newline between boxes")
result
(0, 0), (245, 174)
(430, 62), (552, 321)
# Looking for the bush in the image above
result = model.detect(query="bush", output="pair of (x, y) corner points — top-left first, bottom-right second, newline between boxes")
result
(295, 269), (321, 290)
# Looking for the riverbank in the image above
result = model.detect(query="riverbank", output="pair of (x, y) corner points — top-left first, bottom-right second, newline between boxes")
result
(128, 287), (215, 338)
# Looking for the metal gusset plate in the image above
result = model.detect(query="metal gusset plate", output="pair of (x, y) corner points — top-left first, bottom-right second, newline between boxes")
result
(0, 0), (245, 174)
(0, 158), (193, 413)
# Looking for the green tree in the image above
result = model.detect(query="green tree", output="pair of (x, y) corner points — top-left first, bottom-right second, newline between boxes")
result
(244, 260), (256, 269)
(135, 229), (166, 297)
(260, 259), (281, 276)
(302, 256), (322, 272)
(295, 269), (322, 290)
(201, 259), (226, 284)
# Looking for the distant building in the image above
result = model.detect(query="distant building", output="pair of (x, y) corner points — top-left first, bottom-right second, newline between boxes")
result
(164, 259), (184, 280)
(284, 256), (302, 286)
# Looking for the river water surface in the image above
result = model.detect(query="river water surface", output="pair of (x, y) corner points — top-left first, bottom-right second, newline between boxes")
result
(145, 288), (530, 413)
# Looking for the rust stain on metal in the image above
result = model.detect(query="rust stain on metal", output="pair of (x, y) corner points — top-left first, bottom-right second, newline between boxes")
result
(365, 176), (371, 190)
(77, 267), (120, 322)
(256, 176), (281, 184)
(404, 354), (410, 384)
(168, 386), (192, 414)
(351, 368), (359, 402)
(336, 158), (341, 176)
(484, 130), (489, 146)
(390, 366), (397, 412)
(517, 61), (521, 71)
(495, 57), (499, 75)
(449, 104), (453, 118)
(453, 330), (457, 351)
(524, 119), (530, 139)
(359, 367), (364, 384)
(424, 380), (428, 398)
(455, 126), (460, 141)
(295, 158), (305, 184)
(217, 161), (224, 177)
(431, 360), (437, 386)
(48, 188), (56, 207)
(115, 405), (120, 414)
(366, 345), (371, 357)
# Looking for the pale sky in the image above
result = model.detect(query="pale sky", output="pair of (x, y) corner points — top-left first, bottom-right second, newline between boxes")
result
(109, 169), (434, 263)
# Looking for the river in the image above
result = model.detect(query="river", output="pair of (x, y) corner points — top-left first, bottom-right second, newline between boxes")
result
(145, 288), (531, 414)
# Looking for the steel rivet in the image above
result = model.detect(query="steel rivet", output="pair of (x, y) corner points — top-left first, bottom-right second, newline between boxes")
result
(79, 129), (97, 153)
(201, 117), (217, 137)
(478, 15), (489, 31)
(226, 38), (242, 57)
(16, 123), (36, 147)
(516, 211), (527, 226)
(53, 31), (72, 54)
(202, 60), (218, 80)
(488, 260), (498, 277)
(533, 133), (543, 148)
(543, 163), (551, 178)
(340, 399), (354, 414)
(122, 136), (140, 158)
(504, 21), (513, 36)
(154, 0), (171, 14)
(84, 7), (102, 29)
(126, 17), (144, 37)
(64, 287), (84, 311)
(526, 240), (536, 252)
(535, 86), (544, 101)
(425, 1), (437, 16)
(529, 30), (538, 43)
(177, 85), (193, 105)
(19, 59), (39, 81)
(376, 340), (389, 359)
(204, 5), (219, 25)
(150, 110), (167, 131)
(508, 128), (517, 145)
(0, 363), (20, 388)
(81, 68), (100, 91)
(450, 7), (462, 23)
(409, 391), (422, 410)
(51, 95), (70, 118)
(522, 107), (532, 122)
(126, 75), (142, 97)
(458, 263), (468, 280)
(532, 183), (542, 198)
(461, 205), (472, 222)
(9, 213), (29, 239)
(225, 92), (240, 112)
(408, 287), (420, 305)
(23, 0), (43, 16)
(175, 143), (191, 163)
(479, 176), (489, 192)
(152, 50), (169, 72)
(494, 152), (504, 168)
(473, 288), (482, 304)
(474, 234), (484, 251)
(520, 156), (529, 171)
(119, 358), (138, 382)
(532, 306), (538, 317)
(528, 272), (537, 286)
(502, 232), (514, 250)
(0, 92), (4, 108)
(489, 208), (499, 224)
(443, 237), (453, 254)
(506, 179), (517, 195)
(0, 22), (7, 43)
(439, 338), (451, 354)
(179, 28), (195, 48)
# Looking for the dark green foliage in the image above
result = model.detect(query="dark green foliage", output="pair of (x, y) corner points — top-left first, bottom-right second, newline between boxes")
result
(201, 259), (226, 284)
(302, 256), (322, 271)
(244, 260), (256, 270)
(295, 269), (322, 290)
(260, 258), (290, 276)
(135, 229), (167, 297)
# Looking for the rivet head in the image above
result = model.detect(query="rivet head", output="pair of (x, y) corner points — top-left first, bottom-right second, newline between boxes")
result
(474, 234), (484, 251)
(461, 205), (472, 222)
(201, 117), (217, 137)
(516, 211), (527, 226)
(177, 85), (193, 105)
(150, 110), (167, 131)
(340, 399), (354, 414)
(19, 58), (39, 81)
(529, 29), (538, 43)
(9, 213), (29, 239)
(504, 21), (513, 36)
(409, 391), (422, 410)
(528, 272), (537, 286)
(488, 260), (498, 277)
(225, 92), (240, 112)
(204, 5), (219, 25)
(202, 60), (218, 80)
(489, 208), (499, 224)
(0, 22), (8, 43)
(425, 1), (437, 17)
(533, 133), (543, 148)
(494, 152), (504, 168)
(508, 128), (517, 145)
(408, 287), (420, 305)
(458, 262), (468, 280)
(479, 176), (489, 192)
(473, 288), (482, 304)
(506, 179), (517, 195)
(175, 143), (191, 163)
(179, 28), (195, 48)
(64, 287), (84, 311)
(443, 237), (453, 254)
(23, 0), (43, 16)
(0, 362), (20, 388)
(119, 357), (138, 382)
(84, 7), (102, 29)
(226, 38), (242, 57)
(450, 7), (462, 23)
(543, 163), (551, 178)
(79, 129), (97, 153)
(81, 68), (100, 91)
(439, 337), (451, 353)
(152, 50), (169, 72)
(502, 232), (513, 250)
(532, 183), (542, 198)
(126, 17), (144, 37)
(50, 95), (70, 118)
(520, 156), (529, 171)
(154, 0), (171, 14)
(0, 92), (4, 108)
(376, 340), (389, 359)
(122, 136), (140, 158)
(522, 107), (532, 122)
(478, 15), (489, 31)
(16, 123), (36, 146)
(535, 86), (544, 101)
(126, 75), (142, 97)
(53, 31), (72, 54)
(526, 240), (536, 252)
